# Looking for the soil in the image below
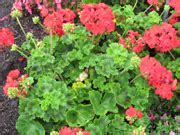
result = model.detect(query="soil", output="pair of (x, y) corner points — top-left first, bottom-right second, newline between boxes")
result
(0, 1), (46, 134)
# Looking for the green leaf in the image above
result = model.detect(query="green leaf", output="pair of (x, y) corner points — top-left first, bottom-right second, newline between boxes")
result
(108, 114), (131, 134)
(89, 91), (118, 115)
(79, 54), (97, 69)
(106, 43), (128, 67)
(27, 48), (55, 78)
(95, 55), (118, 78)
(93, 76), (106, 90)
(82, 0), (101, 3)
(86, 116), (110, 135)
(66, 49), (83, 61)
(86, 124), (103, 135)
(167, 58), (180, 78)
(66, 104), (94, 126)
(107, 82), (131, 108)
(16, 115), (45, 135)
(43, 35), (59, 49)
(174, 22), (180, 31)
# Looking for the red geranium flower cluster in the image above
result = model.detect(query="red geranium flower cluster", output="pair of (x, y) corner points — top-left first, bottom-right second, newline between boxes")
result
(80, 3), (115, 35)
(169, 0), (180, 13)
(140, 56), (177, 100)
(0, 28), (14, 47)
(43, 9), (76, 36)
(143, 23), (180, 52)
(125, 106), (143, 119)
(119, 30), (145, 53)
(59, 126), (90, 135)
(147, 0), (158, 5)
(3, 69), (28, 97)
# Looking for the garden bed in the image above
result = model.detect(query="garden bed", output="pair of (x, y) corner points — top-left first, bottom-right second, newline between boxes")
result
(0, 0), (179, 135)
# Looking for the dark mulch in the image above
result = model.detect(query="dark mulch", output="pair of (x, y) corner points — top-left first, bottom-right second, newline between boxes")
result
(0, 0), (46, 134)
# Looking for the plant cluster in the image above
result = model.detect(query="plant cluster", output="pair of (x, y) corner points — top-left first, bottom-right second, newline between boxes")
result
(0, 0), (180, 134)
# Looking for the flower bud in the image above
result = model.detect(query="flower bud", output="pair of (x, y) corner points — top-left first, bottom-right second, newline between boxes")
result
(11, 9), (22, 18)
(32, 16), (40, 24)
(50, 131), (58, 135)
(26, 32), (33, 39)
(11, 44), (18, 51)
(164, 5), (170, 12)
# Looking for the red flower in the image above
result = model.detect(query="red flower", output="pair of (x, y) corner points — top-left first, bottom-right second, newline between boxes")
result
(43, 9), (76, 36)
(3, 69), (29, 97)
(13, 1), (23, 11)
(126, 106), (143, 119)
(59, 127), (90, 135)
(169, 0), (180, 13)
(132, 38), (145, 53)
(80, 3), (115, 35)
(126, 106), (137, 118)
(119, 30), (145, 53)
(0, 28), (14, 47)
(147, 0), (158, 5)
(140, 56), (177, 100)
(119, 37), (127, 48)
(39, 5), (49, 17)
(143, 23), (179, 52)
(136, 110), (143, 118)
(3, 69), (20, 96)
(168, 13), (180, 25)
(127, 30), (139, 44)
(8, 69), (20, 79)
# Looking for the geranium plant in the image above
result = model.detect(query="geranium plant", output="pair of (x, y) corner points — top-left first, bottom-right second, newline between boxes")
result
(2, 0), (179, 134)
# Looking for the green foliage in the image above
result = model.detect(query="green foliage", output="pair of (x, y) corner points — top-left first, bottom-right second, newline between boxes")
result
(14, 1), (179, 134)
(174, 22), (180, 32)
(113, 4), (162, 34)
(16, 115), (45, 135)
(89, 91), (118, 115)
(167, 58), (180, 78)
(66, 104), (94, 126)
(16, 24), (151, 134)
(82, 0), (101, 3)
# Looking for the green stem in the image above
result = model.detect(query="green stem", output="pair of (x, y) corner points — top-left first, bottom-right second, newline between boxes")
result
(30, 38), (37, 46)
(38, 22), (46, 29)
(133, 0), (138, 10)
(16, 17), (26, 38)
(160, 10), (165, 17)
(130, 74), (142, 84)
(15, 47), (29, 58)
(122, 28), (127, 37)
(120, 66), (131, 75)
(50, 30), (53, 54)
(16, 46), (30, 55)
(144, 5), (153, 13)
(168, 51), (175, 60)
(58, 74), (64, 81)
